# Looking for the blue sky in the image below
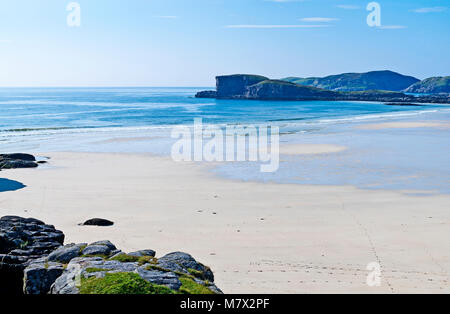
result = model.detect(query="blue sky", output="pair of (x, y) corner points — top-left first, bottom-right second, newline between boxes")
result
(0, 0), (449, 86)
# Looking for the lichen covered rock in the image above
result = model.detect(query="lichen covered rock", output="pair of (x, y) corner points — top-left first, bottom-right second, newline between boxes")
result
(2, 216), (222, 295)
(48, 249), (222, 295)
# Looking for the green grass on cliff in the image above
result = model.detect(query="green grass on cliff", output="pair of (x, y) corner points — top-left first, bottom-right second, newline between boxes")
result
(80, 273), (175, 295)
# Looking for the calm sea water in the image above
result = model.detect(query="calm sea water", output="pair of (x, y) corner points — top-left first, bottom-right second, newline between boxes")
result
(0, 87), (446, 135)
(1, 87), (449, 193)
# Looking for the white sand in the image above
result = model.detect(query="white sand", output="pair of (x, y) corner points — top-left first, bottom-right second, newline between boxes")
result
(357, 121), (450, 130)
(1, 152), (450, 294)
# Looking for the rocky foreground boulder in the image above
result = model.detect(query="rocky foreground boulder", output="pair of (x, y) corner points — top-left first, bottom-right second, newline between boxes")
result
(0, 216), (65, 294)
(1, 216), (222, 295)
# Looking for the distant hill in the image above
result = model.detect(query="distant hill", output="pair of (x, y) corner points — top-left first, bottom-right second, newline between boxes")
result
(404, 76), (450, 94)
(244, 79), (339, 100)
(283, 70), (420, 92)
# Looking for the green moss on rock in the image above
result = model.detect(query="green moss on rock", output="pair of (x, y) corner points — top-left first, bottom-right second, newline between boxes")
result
(80, 272), (175, 295)
(188, 268), (207, 280)
(110, 254), (157, 265)
(85, 267), (111, 273)
(179, 277), (215, 295)
(146, 265), (171, 272)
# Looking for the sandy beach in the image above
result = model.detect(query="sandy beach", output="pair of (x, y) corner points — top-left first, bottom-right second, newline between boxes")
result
(1, 0), (449, 299)
(1, 147), (449, 294)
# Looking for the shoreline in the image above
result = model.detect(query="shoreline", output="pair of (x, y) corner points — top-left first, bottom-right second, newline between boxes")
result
(2, 151), (450, 293)
(357, 121), (450, 130)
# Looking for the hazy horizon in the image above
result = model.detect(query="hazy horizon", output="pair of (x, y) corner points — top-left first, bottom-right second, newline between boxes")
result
(1, 0), (449, 87)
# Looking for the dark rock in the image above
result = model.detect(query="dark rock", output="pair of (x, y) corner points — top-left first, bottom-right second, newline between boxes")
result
(23, 262), (65, 294)
(0, 154), (39, 170)
(136, 267), (182, 290)
(128, 249), (156, 257)
(158, 252), (215, 282)
(48, 244), (82, 263)
(0, 153), (36, 162)
(80, 218), (114, 227)
(0, 159), (38, 169)
(82, 244), (111, 256)
(0, 216), (64, 294)
(109, 250), (123, 258)
(195, 90), (217, 98)
(89, 240), (117, 251)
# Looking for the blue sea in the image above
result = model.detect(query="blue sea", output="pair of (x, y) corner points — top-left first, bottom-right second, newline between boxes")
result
(1, 87), (450, 193)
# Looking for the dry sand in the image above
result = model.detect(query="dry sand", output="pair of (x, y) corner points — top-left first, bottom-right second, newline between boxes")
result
(1, 151), (450, 294)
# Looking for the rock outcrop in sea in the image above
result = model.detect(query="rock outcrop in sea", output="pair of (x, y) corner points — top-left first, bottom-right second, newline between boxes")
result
(0, 216), (222, 295)
(196, 74), (450, 103)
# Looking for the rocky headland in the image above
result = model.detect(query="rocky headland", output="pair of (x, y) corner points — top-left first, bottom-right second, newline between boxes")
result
(0, 216), (222, 295)
(196, 74), (450, 103)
